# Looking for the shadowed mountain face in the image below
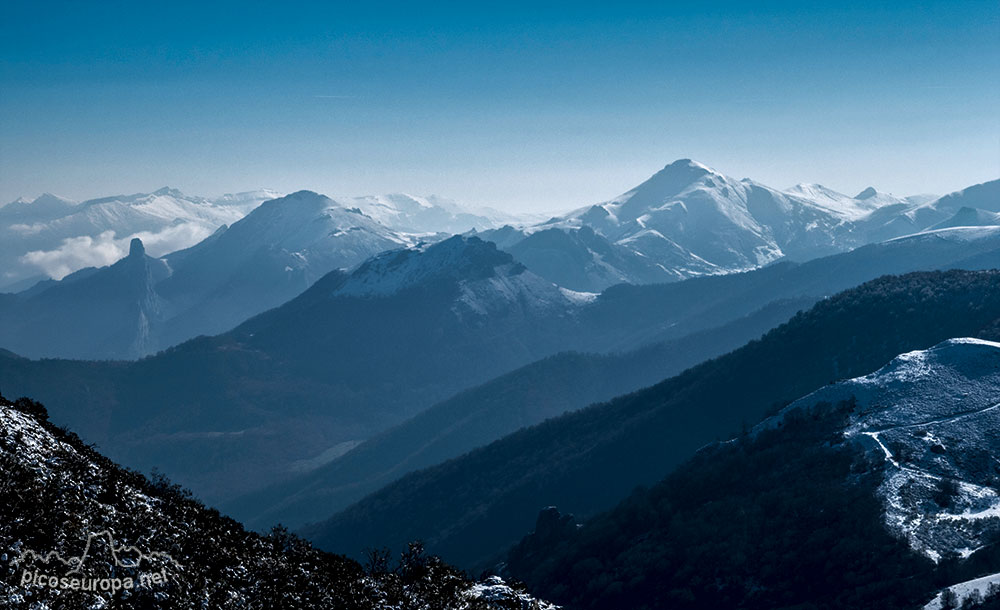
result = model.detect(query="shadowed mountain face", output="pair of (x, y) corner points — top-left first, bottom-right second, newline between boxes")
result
(3, 173), (995, 357)
(154, 190), (414, 345)
(0, 238), (170, 359)
(0, 236), (603, 504)
(506, 338), (1000, 610)
(299, 270), (1000, 570)
(224, 296), (812, 532)
(0, 191), (415, 359)
(6, 224), (1000, 513)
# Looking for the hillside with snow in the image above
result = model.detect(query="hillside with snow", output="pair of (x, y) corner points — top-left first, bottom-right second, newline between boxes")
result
(504, 337), (1000, 609)
(767, 338), (1000, 562)
(0, 394), (554, 609)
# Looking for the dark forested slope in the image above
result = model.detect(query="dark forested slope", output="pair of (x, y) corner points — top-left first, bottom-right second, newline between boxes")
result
(303, 270), (1000, 569)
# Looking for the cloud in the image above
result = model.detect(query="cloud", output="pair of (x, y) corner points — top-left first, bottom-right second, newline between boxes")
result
(20, 223), (216, 280)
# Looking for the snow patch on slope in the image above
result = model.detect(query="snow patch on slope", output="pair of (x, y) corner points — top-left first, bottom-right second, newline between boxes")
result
(924, 572), (1000, 609)
(762, 338), (1000, 563)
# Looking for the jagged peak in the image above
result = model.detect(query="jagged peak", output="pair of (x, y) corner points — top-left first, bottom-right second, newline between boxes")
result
(128, 237), (145, 258)
(855, 186), (879, 200)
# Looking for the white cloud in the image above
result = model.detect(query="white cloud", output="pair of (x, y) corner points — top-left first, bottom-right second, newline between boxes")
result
(20, 223), (215, 280)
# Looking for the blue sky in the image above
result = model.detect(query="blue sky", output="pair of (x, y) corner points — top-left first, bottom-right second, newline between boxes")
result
(1, 0), (997, 212)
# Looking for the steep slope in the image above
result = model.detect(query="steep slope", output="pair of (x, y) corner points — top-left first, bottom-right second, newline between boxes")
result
(0, 188), (277, 290)
(503, 226), (683, 292)
(0, 236), (593, 505)
(226, 297), (812, 531)
(155, 190), (414, 345)
(7, 225), (1000, 507)
(301, 270), (1000, 569)
(229, 227), (1000, 532)
(0, 238), (170, 359)
(931, 207), (1000, 230)
(0, 395), (552, 609)
(483, 164), (996, 292)
(506, 338), (1000, 610)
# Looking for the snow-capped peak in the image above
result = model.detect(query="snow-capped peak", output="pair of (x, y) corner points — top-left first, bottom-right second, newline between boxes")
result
(337, 235), (517, 297)
(849, 186), (908, 207)
(214, 190), (411, 256)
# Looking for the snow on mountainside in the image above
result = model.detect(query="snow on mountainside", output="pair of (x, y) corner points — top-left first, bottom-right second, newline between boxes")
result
(0, 188), (281, 290)
(348, 193), (521, 234)
(762, 338), (1000, 565)
(178, 190), (412, 266)
(553, 159), (871, 265)
(483, 162), (996, 292)
(931, 207), (1000, 231)
(784, 183), (887, 219)
(0, 395), (557, 609)
(152, 190), (417, 348)
(336, 235), (592, 317)
(0, 187), (515, 292)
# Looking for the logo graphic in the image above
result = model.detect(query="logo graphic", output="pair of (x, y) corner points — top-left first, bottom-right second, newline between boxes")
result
(12, 529), (182, 593)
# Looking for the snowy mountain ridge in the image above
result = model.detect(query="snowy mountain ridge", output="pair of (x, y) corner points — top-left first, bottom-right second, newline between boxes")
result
(0, 187), (518, 292)
(0, 188), (281, 290)
(484, 160), (997, 291)
(335, 235), (590, 320)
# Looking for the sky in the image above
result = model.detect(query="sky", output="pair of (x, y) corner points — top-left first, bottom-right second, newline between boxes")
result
(1, 0), (998, 213)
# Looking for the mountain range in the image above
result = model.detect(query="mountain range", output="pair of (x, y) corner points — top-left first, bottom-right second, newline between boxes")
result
(225, 223), (1000, 531)
(4, 219), (1000, 518)
(2, 160), (999, 609)
(0, 234), (705, 504)
(0, 191), (517, 358)
(0, 188), (278, 291)
(2, 164), (995, 360)
(479, 160), (999, 291)
(299, 270), (1000, 570)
